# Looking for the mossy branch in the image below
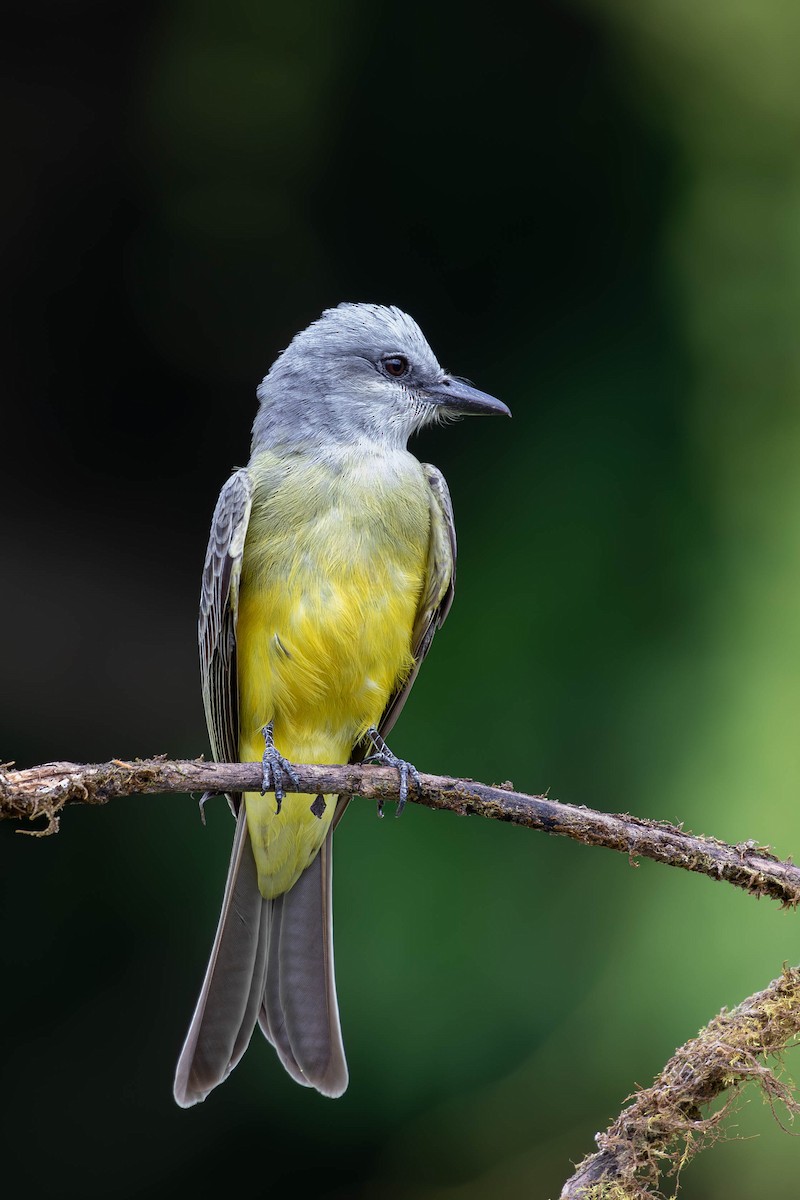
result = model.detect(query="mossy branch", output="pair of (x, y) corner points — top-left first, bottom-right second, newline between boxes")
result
(1, 756), (799, 907)
(560, 965), (800, 1199)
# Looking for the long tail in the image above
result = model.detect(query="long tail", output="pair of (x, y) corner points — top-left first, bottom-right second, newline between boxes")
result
(173, 806), (348, 1106)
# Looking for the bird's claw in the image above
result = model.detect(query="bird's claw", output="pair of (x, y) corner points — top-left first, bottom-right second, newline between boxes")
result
(261, 722), (299, 813)
(365, 728), (421, 817)
(198, 790), (216, 826)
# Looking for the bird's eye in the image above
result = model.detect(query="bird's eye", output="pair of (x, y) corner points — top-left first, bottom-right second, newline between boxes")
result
(382, 355), (409, 378)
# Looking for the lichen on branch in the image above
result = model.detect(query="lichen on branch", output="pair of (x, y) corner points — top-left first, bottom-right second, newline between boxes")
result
(561, 966), (800, 1199)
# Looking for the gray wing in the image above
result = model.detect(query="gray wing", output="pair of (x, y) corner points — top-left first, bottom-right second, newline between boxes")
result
(360, 462), (456, 750)
(174, 470), (261, 1105)
(199, 468), (253, 779)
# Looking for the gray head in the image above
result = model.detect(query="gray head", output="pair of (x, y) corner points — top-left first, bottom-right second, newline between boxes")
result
(252, 302), (509, 452)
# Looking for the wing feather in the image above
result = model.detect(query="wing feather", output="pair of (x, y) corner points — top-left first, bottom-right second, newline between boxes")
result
(199, 469), (253, 786)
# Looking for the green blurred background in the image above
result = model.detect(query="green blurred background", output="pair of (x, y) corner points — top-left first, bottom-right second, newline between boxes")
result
(3, 1), (800, 1196)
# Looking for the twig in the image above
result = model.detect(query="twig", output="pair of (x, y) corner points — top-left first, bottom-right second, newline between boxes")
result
(560, 965), (800, 1199)
(0, 758), (798, 906)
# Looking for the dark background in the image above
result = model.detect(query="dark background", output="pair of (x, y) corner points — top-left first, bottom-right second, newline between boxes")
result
(3, 2), (800, 1197)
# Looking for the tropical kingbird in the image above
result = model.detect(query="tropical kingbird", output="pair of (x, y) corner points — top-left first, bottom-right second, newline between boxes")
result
(174, 303), (509, 1105)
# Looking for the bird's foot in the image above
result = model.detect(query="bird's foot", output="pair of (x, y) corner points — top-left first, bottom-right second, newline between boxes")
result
(197, 790), (218, 826)
(365, 728), (421, 818)
(261, 722), (299, 813)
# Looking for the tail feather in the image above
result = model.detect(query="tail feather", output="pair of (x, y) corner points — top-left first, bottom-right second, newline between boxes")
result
(174, 806), (348, 1105)
(259, 891), (313, 1087)
(260, 829), (348, 1097)
(174, 805), (269, 1107)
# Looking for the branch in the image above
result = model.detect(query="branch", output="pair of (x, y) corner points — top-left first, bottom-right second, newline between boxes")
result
(560, 965), (800, 1199)
(1, 757), (799, 906)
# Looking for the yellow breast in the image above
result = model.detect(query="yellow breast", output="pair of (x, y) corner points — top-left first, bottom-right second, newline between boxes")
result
(237, 447), (431, 897)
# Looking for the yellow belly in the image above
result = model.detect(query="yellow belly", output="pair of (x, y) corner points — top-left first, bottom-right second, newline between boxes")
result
(237, 452), (430, 898)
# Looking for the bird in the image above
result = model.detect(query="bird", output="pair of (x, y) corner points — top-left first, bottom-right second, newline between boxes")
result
(174, 302), (509, 1106)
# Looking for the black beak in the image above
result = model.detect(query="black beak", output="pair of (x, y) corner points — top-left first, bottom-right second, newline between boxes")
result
(424, 375), (511, 418)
